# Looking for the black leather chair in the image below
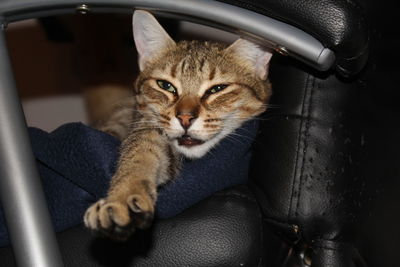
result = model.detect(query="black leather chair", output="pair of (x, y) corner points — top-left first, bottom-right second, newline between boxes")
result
(2, 0), (395, 266)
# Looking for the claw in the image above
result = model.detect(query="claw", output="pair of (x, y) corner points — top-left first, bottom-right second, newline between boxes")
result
(83, 194), (154, 240)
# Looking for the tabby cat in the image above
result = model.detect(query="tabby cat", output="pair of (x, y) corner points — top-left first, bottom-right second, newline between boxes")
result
(84, 10), (273, 240)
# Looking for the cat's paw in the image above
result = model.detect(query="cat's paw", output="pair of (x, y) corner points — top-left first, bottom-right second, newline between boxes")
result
(83, 194), (154, 241)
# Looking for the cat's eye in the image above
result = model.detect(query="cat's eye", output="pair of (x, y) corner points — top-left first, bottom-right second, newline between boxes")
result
(157, 80), (177, 94)
(206, 84), (228, 95)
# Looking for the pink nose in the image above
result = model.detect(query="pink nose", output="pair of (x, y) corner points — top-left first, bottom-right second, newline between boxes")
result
(176, 113), (196, 129)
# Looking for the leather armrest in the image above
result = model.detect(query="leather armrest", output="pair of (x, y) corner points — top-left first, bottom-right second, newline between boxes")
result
(0, 186), (267, 267)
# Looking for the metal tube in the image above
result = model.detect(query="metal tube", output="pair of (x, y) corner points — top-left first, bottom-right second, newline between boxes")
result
(0, 27), (63, 267)
(0, 0), (335, 71)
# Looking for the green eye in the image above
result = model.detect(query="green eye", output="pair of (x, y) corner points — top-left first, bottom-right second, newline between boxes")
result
(208, 84), (228, 94)
(157, 80), (177, 94)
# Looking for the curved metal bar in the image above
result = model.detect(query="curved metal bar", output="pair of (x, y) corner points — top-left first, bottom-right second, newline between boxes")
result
(0, 29), (64, 267)
(0, 0), (335, 71)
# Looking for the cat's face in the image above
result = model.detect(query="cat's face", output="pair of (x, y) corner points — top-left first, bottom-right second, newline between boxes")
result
(132, 11), (273, 158)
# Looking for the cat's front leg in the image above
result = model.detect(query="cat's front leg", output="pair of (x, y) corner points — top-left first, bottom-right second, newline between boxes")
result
(84, 129), (172, 241)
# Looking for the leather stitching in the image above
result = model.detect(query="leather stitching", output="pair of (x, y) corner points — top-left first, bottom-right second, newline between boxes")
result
(311, 239), (368, 267)
(311, 239), (353, 251)
(263, 216), (294, 228)
(296, 75), (316, 217)
(214, 190), (257, 203)
(313, 245), (349, 251)
(256, 196), (264, 267)
(289, 73), (311, 221)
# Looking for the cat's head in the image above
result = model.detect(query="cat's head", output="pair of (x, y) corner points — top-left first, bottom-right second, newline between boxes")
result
(132, 10), (273, 159)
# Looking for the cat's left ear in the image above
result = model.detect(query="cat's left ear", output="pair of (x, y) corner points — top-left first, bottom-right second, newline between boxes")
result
(227, 39), (273, 80)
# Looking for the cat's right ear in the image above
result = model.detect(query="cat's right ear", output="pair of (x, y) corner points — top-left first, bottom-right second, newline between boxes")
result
(226, 39), (273, 81)
(132, 10), (176, 71)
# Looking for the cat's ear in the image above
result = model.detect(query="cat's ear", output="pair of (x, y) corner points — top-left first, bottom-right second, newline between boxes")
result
(132, 10), (176, 71)
(227, 38), (273, 80)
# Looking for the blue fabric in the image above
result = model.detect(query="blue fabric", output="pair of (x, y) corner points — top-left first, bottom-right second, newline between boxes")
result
(0, 120), (258, 246)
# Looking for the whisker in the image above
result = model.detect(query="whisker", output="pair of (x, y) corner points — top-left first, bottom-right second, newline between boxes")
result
(127, 120), (161, 126)
(266, 104), (282, 108)
(129, 126), (164, 132)
(224, 135), (247, 146)
(206, 147), (217, 160)
(226, 132), (255, 143)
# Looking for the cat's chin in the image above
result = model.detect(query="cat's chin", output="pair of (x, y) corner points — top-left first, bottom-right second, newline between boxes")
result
(172, 130), (230, 159)
(172, 139), (214, 159)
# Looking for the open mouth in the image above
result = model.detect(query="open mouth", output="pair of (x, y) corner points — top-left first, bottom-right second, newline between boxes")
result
(177, 135), (205, 147)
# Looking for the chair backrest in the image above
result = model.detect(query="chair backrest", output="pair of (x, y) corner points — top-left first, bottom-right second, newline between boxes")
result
(0, 1), (369, 266)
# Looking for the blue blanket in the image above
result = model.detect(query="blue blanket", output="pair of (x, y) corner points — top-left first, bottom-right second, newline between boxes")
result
(0, 120), (258, 246)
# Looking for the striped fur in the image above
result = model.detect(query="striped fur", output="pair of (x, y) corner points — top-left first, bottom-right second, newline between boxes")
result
(84, 11), (272, 240)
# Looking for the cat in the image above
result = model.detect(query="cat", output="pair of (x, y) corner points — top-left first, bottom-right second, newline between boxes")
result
(84, 10), (273, 240)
